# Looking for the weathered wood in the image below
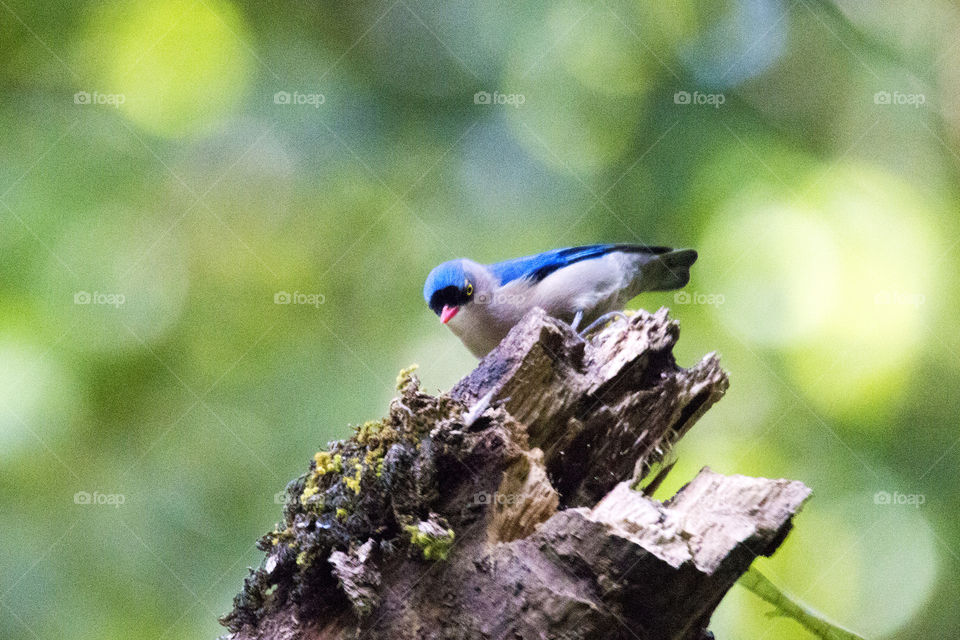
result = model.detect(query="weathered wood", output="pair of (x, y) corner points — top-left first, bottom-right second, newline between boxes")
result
(219, 308), (810, 640)
(451, 308), (728, 507)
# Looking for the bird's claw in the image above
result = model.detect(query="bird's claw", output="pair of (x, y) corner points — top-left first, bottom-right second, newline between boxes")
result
(463, 390), (495, 427)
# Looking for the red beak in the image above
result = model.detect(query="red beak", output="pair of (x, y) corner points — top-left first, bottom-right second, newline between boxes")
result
(440, 305), (459, 324)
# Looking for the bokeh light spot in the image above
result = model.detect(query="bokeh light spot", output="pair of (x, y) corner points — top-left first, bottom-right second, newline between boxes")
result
(711, 504), (862, 639)
(552, 4), (650, 96)
(42, 208), (190, 354)
(0, 342), (75, 459)
(703, 197), (843, 346)
(79, 0), (253, 138)
(503, 2), (648, 173)
(714, 493), (939, 639)
(703, 164), (940, 422)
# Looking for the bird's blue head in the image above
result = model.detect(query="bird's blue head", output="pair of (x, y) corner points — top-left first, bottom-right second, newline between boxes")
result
(423, 259), (476, 323)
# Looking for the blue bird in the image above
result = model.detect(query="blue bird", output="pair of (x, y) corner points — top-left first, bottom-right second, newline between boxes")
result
(424, 243), (697, 357)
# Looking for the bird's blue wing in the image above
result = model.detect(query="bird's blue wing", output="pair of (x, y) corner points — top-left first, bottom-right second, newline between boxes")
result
(486, 244), (672, 286)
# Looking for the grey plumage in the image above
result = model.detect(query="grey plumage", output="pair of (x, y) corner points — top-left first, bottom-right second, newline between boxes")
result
(424, 245), (697, 357)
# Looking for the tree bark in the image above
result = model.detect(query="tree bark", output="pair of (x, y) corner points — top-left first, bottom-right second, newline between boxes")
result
(219, 308), (811, 640)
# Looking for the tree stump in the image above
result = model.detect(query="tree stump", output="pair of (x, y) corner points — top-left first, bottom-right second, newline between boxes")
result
(219, 308), (811, 640)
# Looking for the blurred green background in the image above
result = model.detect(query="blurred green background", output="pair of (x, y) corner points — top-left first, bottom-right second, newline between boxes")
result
(1, 0), (958, 638)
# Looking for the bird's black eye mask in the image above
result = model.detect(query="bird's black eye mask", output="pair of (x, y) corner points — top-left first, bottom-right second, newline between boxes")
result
(428, 285), (472, 316)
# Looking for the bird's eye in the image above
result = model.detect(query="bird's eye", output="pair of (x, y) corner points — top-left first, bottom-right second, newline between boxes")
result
(465, 282), (474, 296)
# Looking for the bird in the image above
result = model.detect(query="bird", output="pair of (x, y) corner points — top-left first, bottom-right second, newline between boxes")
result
(423, 243), (698, 357)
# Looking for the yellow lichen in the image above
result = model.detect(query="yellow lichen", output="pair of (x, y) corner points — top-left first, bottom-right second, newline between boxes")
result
(314, 451), (343, 475)
(355, 419), (387, 446)
(266, 525), (294, 546)
(405, 524), (455, 561)
(299, 484), (319, 506)
(336, 507), (348, 520)
(396, 364), (419, 390)
(299, 451), (343, 507)
(344, 461), (363, 495)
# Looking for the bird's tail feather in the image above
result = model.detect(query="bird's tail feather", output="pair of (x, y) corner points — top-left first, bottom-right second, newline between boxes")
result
(635, 248), (698, 292)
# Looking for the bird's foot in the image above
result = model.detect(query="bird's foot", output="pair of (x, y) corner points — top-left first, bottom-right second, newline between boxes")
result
(579, 311), (629, 337)
(570, 310), (583, 332)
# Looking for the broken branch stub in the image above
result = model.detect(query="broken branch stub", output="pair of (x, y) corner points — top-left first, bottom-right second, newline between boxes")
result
(451, 308), (728, 506)
(220, 308), (810, 640)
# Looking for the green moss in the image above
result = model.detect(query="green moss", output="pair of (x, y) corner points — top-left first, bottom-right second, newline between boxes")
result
(266, 525), (294, 546)
(354, 419), (387, 446)
(225, 363), (466, 632)
(405, 524), (455, 561)
(352, 414), (404, 485)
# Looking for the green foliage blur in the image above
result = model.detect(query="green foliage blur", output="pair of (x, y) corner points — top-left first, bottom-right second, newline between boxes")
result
(1, 1), (958, 638)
